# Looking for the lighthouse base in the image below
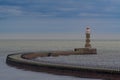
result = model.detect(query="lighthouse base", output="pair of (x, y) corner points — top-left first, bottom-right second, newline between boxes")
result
(74, 48), (97, 54)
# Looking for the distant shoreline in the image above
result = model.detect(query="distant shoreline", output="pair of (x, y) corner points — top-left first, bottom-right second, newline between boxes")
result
(1, 38), (120, 41)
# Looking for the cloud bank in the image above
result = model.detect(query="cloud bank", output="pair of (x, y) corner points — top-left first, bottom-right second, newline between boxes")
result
(0, 0), (120, 39)
(0, 0), (120, 18)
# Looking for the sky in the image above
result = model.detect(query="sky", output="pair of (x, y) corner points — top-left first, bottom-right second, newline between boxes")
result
(0, 0), (120, 39)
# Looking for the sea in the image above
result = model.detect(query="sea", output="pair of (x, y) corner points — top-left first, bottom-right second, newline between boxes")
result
(0, 39), (120, 80)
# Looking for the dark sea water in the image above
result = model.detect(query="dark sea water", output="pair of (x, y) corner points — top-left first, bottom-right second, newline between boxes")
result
(1, 39), (119, 80)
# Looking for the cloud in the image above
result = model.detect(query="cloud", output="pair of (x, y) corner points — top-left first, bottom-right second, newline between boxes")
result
(0, 0), (120, 19)
(1, 0), (120, 38)
(0, 5), (23, 18)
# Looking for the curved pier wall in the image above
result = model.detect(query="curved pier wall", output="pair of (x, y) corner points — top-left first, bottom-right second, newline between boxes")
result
(6, 53), (120, 80)
(22, 49), (97, 59)
(21, 52), (49, 59)
(21, 51), (80, 59)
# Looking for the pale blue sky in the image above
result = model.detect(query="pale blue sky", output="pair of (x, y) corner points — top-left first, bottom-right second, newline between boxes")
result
(0, 0), (120, 39)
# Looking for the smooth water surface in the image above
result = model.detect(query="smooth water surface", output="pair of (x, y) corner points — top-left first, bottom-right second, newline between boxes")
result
(1, 39), (118, 80)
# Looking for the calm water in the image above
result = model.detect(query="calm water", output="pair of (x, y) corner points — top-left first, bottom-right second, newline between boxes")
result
(1, 39), (119, 80)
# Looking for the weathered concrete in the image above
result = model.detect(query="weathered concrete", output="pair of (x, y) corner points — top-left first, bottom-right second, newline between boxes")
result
(74, 48), (97, 54)
(21, 48), (97, 59)
(6, 52), (120, 80)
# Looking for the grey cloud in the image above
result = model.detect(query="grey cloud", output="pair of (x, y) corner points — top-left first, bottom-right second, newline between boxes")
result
(0, 0), (120, 18)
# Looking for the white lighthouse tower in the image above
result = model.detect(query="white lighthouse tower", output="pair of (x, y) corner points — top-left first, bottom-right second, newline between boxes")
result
(85, 27), (91, 48)
(74, 26), (97, 54)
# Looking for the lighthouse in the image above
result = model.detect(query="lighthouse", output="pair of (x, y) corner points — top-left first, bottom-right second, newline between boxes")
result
(85, 27), (91, 48)
(74, 26), (97, 54)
